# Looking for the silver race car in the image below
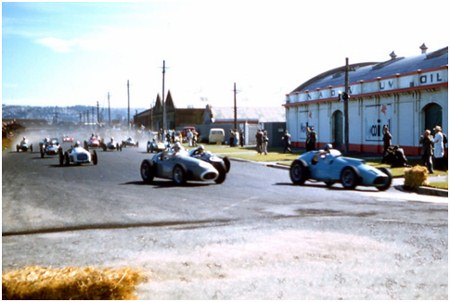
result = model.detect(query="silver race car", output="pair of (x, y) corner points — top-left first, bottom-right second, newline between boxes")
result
(59, 142), (98, 166)
(188, 145), (230, 184)
(40, 137), (61, 158)
(16, 137), (33, 152)
(101, 137), (122, 152)
(290, 145), (392, 191)
(140, 143), (219, 185)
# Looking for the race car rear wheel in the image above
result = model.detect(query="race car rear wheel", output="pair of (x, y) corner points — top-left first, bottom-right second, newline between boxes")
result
(340, 167), (359, 190)
(173, 165), (186, 185)
(140, 160), (155, 184)
(64, 152), (70, 166)
(376, 167), (392, 191)
(92, 150), (98, 165)
(290, 160), (308, 185)
(59, 150), (64, 166)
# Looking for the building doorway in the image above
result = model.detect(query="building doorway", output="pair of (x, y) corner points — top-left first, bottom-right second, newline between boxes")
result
(422, 103), (443, 132)
(332, 110), (343, 149)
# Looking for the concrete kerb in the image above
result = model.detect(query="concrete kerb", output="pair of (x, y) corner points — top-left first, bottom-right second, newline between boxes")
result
(229, 157), (448, 197)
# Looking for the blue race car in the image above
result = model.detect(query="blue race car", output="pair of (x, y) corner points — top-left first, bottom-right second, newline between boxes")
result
(289, 146), (392, 191)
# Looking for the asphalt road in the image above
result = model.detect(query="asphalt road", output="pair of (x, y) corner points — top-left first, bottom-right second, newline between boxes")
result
(2, 135), (448, 299)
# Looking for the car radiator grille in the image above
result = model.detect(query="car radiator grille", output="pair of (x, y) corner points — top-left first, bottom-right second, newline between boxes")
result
(203, 172), (217, 180)
(374, 176), (387, 185)
(77, 154), (88, 161)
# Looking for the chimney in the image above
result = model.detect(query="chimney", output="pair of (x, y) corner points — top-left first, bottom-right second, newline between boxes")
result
(420, 43), (428, 54)
(389, 51), (397, 60)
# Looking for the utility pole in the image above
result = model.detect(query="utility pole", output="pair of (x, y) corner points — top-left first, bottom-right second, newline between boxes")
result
(233, 82), (238, 130)
(108, 92), (111, 127)
(162, 60), (167, 130)
(96, 101), (100, 125)
(127, 80), (130, 129)
(344, 57), (350, 154)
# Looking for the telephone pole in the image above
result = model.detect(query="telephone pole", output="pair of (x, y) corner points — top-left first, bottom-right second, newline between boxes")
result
(108, 92), (111, 127)
(127, 80), (130, 129)
(233, 82), (238, 130)
(162, 60), (167, 130)
(344, 57), (349, 154)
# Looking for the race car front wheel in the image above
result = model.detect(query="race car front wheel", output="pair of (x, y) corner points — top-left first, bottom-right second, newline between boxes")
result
(290, 160), (308, 185)
(140, 160), (155, 184)
(340, 167), (359, 190)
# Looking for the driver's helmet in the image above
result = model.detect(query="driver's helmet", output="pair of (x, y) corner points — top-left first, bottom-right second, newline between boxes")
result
(91, 133), (95, 137)
(324, 143), (333, 152)
(22, 136), (26, 141)
(74, 141), (81, 147)
(174, 142), (182, 152)
(197, 144), (205, 153)
(110, 137), (114, 142)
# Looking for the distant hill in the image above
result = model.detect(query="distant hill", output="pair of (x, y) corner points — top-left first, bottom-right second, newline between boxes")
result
(2, 105), (146, 125)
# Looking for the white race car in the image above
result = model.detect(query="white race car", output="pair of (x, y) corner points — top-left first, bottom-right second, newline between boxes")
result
(59, 144), (98, 166)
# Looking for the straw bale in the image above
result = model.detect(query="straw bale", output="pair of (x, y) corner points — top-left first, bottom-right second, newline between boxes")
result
(404, 165), (429, 189)
(2, 266), (146, 300)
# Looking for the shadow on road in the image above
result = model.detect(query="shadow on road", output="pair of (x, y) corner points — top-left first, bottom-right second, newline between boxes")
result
(121, 180), (210, 188)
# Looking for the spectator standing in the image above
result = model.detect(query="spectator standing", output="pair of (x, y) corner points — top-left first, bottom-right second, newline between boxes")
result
(187, 129), (193, 147)
(239, 129), (245, 147)
(420, 129), (434, 174)
(261, 130), (269, 155)
(306, 127), (317, 151)
(433, 126), (444, 170)
(255, 129), (263, 154)
(383, 125), (392, 155)
(282, 130), (292, 153)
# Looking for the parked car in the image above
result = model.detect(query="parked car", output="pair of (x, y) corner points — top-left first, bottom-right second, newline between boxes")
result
(140, 143), (219, 185)
(289, 145), (392, 191)
(208, 128), (225, 144)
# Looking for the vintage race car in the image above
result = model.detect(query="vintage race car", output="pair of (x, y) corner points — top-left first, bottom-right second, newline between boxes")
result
(187, 145), (231, 184)
(59, 146), (98, 166)
(122, 137), (139, 147)
(101, 138), (122, 152)
(84, 135), (101, 150)
(140, 148), (220, 185)
(16, 138), (33, 152)
(62, 135), (74, 143)
(40, 138), (61, 158)
(289, 148), (392, 191)
(147, 139), (166, 153)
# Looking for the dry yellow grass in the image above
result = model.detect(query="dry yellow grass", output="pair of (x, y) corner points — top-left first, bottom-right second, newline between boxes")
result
(404, 165), (429, 189)
(2, 266), (146, 300)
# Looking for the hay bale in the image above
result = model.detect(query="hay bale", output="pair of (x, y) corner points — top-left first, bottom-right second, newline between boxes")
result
(404, 165), (429, 189)
(2, 266), (146, 300)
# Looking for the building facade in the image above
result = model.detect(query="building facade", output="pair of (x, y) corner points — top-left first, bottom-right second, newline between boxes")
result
(284, 45), (448, 155)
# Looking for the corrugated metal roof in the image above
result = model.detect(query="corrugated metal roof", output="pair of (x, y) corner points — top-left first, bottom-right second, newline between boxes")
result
(212, 106), (285, 122)
(291, 47), (448, 93)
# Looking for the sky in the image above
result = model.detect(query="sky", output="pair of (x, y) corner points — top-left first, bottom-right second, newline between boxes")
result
(2, 0), (448, 110)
